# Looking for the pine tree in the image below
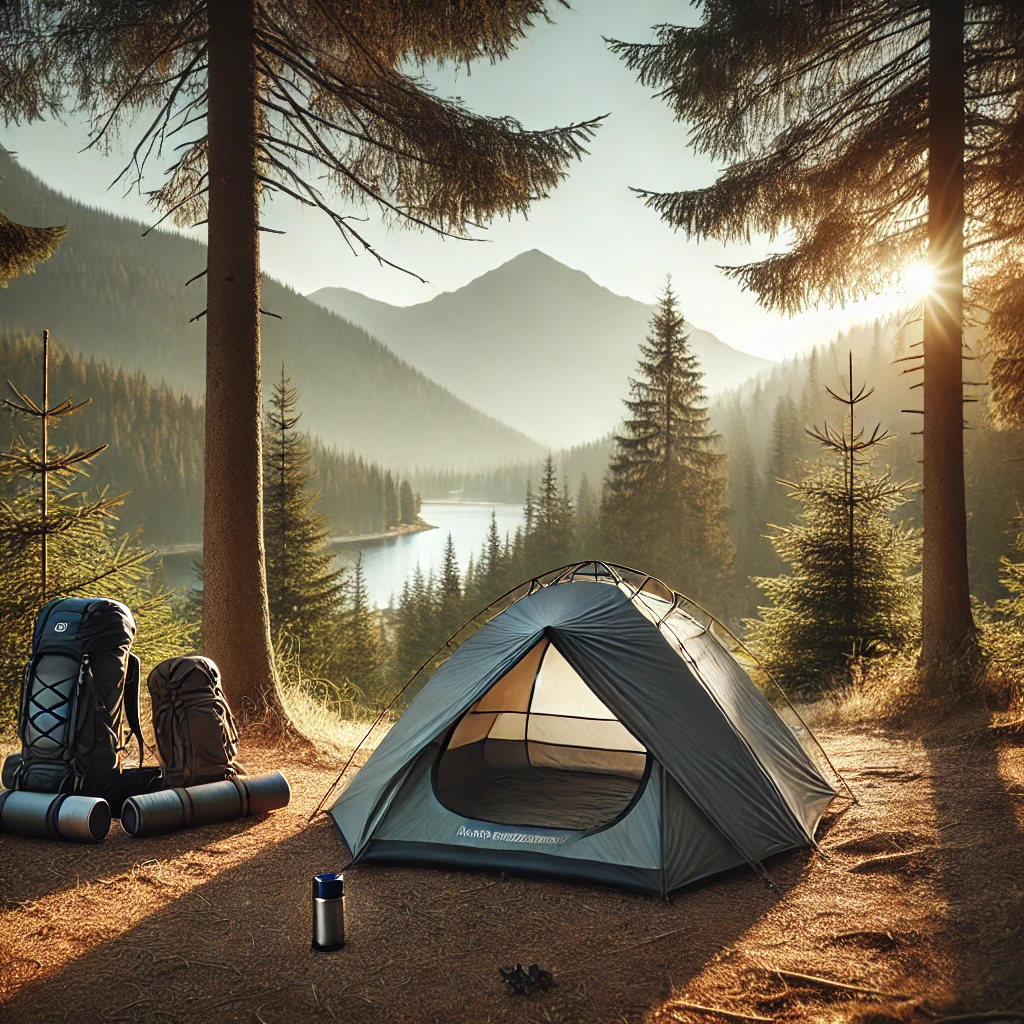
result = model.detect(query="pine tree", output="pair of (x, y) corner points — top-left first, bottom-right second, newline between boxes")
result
(508, 526), (527, 584)
(576, 475), (598, 556)
(1, 331), (110, 599)
(393, 577), (416, 683)
(746, 357), (920, 692)
(982, 511), (1024, 676)
(262, 366), (344, 657)
(0, 209), (65, 287)
(726, 408), (764, 596)
(0, 334), (194, 727)
(799, 349), (822, 428)
(436, 533), (464, 637)
(482, 512), (505, 582)
(601, 278), (733, 597)
(467, 510), (513, 609)
(335, 555), (385, 703)
(394, 564), (432, 685)
(463, 552), (477, 606)
(768, 398), (802, 488)
(523, 455), (575, 572)
(383, 471), (400, 530)
(577, 475), (594, 525)
(762, 395), (804, 572)
(7, 2), (602, 716)
(399, 479), (417, 526)
(610, 3), (1021, 669)
(367, 468), (385, 534)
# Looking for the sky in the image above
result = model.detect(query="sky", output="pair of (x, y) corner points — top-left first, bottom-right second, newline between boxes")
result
(1, 1), (907, 361)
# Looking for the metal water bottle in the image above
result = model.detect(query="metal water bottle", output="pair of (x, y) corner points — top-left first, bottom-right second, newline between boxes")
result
(311, 873), (345, 952)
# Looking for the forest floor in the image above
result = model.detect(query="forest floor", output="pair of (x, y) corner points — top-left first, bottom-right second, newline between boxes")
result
(1, 712), (1022, 1024)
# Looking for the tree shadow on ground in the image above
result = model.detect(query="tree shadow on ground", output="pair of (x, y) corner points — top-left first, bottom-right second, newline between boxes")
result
(0, 809), (816, 1024)
(922, 716), (1024, 1015)
(0, 811), (269, 908)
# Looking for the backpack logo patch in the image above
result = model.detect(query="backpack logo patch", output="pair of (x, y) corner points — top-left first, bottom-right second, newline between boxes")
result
(53, 622), (68, 633)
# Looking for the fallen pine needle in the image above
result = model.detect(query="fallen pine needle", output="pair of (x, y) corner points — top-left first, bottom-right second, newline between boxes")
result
(666, 1004), (775, 1023)
(848, 852), (917, 874)
(617, 925), (692, 950)
(988, 719), (1024, 735)
(774, 970), (911, 999)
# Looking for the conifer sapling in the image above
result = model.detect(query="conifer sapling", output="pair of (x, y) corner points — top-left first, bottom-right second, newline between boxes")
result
(747, 356), (920, 692)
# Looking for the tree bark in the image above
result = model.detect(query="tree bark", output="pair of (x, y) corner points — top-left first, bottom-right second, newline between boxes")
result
(203, 0), (279, 717)
(919, 0), (976, 674)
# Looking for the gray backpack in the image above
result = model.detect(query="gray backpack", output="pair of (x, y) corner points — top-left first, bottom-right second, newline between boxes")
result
(147, 656), (242, 788)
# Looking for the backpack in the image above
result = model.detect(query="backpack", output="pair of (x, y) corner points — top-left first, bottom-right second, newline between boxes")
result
(147, 656), (242, 788)
(13, 597), (144, 796)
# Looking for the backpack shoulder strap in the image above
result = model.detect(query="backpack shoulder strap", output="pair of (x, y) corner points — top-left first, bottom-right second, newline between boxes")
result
(124, 653), (144, 768)
(17, 654), (38, 744)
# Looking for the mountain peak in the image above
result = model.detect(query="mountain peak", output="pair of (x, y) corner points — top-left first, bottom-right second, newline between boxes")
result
(456, 248), (588, 291)
(310, 255), (773, 449)
(508, 248), (560, 265)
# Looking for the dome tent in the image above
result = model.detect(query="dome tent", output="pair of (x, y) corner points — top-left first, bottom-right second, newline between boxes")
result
(327, 563), (844, 895)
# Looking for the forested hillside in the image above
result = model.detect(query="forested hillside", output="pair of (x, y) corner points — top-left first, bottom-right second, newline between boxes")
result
(411, 436), (613, 504)
(412, 317), (1024, 616)
(0, 332), (420, 546)
(0, 148), (543, 468)
(713, 321), (1024, 610)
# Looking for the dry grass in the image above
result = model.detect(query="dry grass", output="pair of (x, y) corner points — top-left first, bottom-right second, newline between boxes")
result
(1, 712), (1022, 1023)
(269, 638), (394, 764)
(276, 673), (390, 763)
(804, 652), (1024, 737)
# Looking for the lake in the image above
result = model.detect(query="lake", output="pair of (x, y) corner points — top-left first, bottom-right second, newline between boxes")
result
(158, 501), (525, 609)
(331, 500), (525, 607)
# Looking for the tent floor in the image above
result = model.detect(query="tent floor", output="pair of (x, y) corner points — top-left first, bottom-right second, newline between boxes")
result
(434, 765), (644, 830)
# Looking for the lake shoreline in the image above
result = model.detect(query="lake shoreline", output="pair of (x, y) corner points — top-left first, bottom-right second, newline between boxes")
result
(326, 519), (437, 547)
(152, 519), (436, 557)
(156, 502), (525, 608)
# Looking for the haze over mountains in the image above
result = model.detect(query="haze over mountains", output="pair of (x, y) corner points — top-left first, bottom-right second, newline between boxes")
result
(1, 147), (772, 468)
(0, 148), (542, 468)
(310, 250), (773, 448)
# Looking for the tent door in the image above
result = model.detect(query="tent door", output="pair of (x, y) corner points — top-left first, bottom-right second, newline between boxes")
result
(433, 634), (650, 830)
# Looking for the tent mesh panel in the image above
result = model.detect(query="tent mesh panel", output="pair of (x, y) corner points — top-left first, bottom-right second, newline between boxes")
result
(434, 638), (649, 830)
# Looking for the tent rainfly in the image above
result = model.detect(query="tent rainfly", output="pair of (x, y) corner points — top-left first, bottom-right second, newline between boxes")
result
(328, 563), (843, 895)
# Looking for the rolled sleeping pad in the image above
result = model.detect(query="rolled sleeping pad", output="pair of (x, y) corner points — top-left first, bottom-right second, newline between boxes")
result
(0, 788), (112, 842)
(121, 770), (291, 838)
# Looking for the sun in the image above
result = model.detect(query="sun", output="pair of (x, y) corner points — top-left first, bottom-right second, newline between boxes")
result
(901, 262), (933, 295)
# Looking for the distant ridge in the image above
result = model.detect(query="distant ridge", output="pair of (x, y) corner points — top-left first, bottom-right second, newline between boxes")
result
(310, 249), (774, 448)
(0, 147), (544, 469)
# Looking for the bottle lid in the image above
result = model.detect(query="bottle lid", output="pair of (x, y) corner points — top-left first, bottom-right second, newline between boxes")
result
(313, 872), (344, 899)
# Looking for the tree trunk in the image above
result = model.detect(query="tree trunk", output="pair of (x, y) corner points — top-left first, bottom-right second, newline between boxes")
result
(919, 0), (975, 675)
(203, 0), (279, 718)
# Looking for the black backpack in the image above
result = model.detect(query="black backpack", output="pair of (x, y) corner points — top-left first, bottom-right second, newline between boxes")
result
(147, 656), (242, 788)
(11, 597), (145, 796)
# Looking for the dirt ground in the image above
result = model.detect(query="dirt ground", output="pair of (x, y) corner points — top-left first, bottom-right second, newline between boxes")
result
(1, 714), (1022, 1024)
